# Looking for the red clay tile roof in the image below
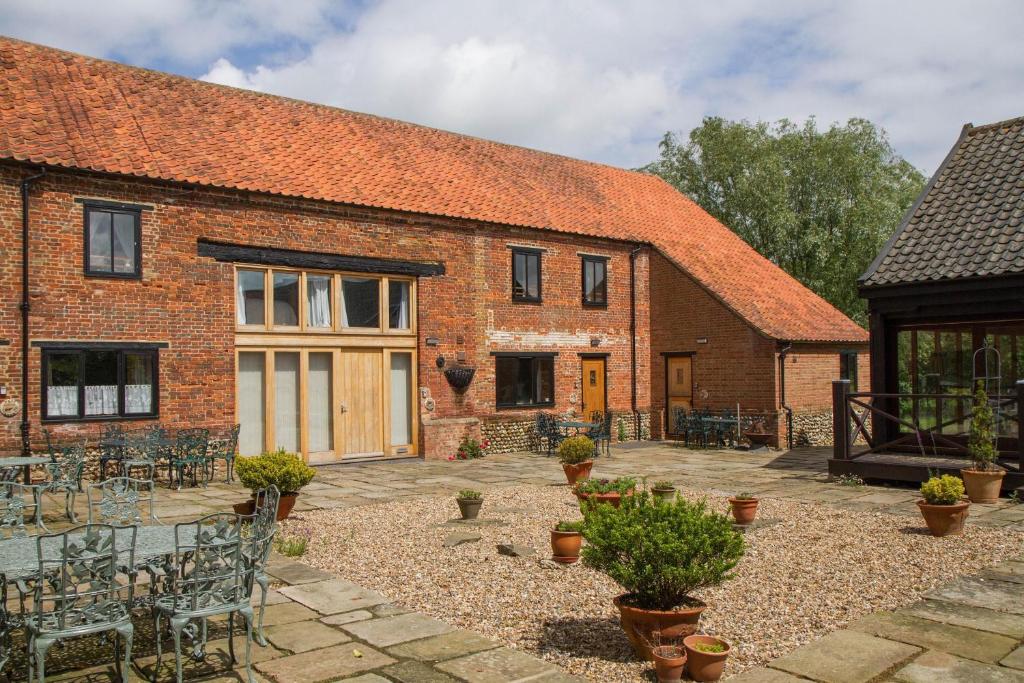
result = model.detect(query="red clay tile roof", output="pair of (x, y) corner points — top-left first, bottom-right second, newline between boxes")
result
(0, 37), (865, 343)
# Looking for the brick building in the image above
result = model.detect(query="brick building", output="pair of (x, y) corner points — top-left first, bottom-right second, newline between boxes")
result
(0, 38), (864, 461)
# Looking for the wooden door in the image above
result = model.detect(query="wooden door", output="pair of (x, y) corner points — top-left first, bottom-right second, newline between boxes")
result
(666, 356), (693, 434)
(581, 357), (606, 420)
(338, 350), (384, 458)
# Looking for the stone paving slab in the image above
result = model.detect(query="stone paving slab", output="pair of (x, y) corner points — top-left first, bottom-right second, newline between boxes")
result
(769, 630), (920, 683)
(264, 620), (352, 653)
(279, 579), (389, 615)
(256, 643), (396, 682)
(322, 609), (375, 626)
(255, 601), (322, 627)
(387, 629), (500, 662)
(850, 611), (1019, 663)
(727, 668), (808, 682)
(436, 646), (571, 682)
(1004, 647), (1024, 671)
(899, 598), (1024, 638)
(892, 649), (1024, 683)
(381, 660), (459, 682)
(342, 612), (455, 647)
(926, 576), (1024, 615)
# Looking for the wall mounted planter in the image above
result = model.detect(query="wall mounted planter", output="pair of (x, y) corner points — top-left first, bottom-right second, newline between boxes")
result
(444, 366), (476, 391)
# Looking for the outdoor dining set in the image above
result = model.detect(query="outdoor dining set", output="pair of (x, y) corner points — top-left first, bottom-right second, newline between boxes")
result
(672, 408), (763, 448)
(534, 411), (613, 457)
(0, 424), (270, 683)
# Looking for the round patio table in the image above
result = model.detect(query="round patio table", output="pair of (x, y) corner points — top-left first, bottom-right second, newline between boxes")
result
(0, 456), (51, 485)
(557, 420), (600, 434)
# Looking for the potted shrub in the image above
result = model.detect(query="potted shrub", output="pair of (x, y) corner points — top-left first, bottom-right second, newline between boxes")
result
(962, 386), (1005, 503)
(652, 645), (686, 682)
(558, 435), (595, 485)
(728, 493), (759, 525)
(650, 480), (677, 503)
(581, 493), (744, 660)
(683, 635), (731, 682)
(918, 475), (969, 536)
(456, 489), (483, 520)
(575, 477), (637, 508)
(550, 520), (583, 563)
(234, 449), (316, 521)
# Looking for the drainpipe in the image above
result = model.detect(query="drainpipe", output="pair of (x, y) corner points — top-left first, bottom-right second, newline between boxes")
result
(778, 341), (793, 450)
(629, 245), (642, 440)
(20, 168), (45, 456)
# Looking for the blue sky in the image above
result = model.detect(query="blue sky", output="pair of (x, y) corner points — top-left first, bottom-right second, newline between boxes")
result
(3, 1), (1022, 173)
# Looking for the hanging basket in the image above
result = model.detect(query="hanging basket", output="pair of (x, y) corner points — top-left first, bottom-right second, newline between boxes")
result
(444, 366), (476, 391)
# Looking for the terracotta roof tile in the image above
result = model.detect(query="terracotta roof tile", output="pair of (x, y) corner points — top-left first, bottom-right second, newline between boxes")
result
(0, 36), (865, 343)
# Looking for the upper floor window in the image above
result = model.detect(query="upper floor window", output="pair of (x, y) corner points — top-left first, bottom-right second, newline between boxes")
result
(582, 256), (608, 306)
(42, 346), (158, 421)
(85, 204), (141, 277)
(840, 350), (858, 391)
(511, 248), (542, 302)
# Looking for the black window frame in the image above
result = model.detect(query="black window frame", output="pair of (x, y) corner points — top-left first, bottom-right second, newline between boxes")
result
(840, 350), (859, 391)
(581, 255), (608, 307)
(493, 352), (556, 408)
(41, 346), (160, 422)
(511, 248), (542, 303)
(83, 201), (143, 279)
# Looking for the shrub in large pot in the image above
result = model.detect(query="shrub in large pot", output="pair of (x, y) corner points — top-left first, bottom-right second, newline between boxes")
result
(235, 449), (316, 521)
(581, 493), (744, 660)
(962, 386), (1005, 503)
(575, 477), (637, 509)
(558, 435), (595, 485)
(918, 474), (969, 537)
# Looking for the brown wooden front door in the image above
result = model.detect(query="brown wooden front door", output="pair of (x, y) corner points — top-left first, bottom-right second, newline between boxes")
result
(337, 349), (384, 459)
(581, 357), (607, 420)
(666, 355), (693, 434)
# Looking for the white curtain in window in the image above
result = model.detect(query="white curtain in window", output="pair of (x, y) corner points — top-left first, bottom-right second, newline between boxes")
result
(236, 277), (247, 325)
(391, 282), (409, 329)
(125, 384), (152, 413)
(47, 387), (78, 417)
(84, 385), (118, 415)
(307, 277), (332, 328)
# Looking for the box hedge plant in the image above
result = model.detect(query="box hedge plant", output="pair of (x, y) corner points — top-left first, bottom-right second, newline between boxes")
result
(558, 435), (596, 465)
(236, 448), (316, 495)
(920, 474), (964, 505)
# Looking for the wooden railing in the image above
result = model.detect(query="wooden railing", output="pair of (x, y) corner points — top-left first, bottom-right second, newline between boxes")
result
(832, 379), (1024, 471)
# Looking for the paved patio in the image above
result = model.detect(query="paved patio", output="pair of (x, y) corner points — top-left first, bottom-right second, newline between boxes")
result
(25, 444), (1024, 681)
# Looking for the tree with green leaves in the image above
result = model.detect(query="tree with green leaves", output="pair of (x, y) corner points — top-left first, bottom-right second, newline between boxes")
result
(644, 117), (926, 324)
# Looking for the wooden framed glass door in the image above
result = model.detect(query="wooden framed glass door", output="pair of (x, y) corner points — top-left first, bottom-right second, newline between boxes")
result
(665, 355), (693, 434)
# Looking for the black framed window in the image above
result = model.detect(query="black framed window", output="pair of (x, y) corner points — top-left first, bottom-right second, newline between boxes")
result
(495, 355), (554, 407)
(84, 204), (141, 277)
(582, 256), (607, 306)
(840, 350), (858, 391)
(42, 347), (158, 421)
(511, 249), (541, 302)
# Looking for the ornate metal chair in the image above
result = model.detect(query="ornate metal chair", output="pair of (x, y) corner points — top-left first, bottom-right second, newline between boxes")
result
(37, 444), (86, 523)
(98, 424), (128, 481)
(122, 426), (166, 481)
(207, 424), (240, 483)
(169, 428), (210, 490)
(0, 482), (45, 537)
(86, 477), (159, 526)
(26, 524), (136, 683)
(588, 411), (613, 457)
(246, 486), (280, 647)
(539, 414), (565, 457)
(153, 513), (257, 683)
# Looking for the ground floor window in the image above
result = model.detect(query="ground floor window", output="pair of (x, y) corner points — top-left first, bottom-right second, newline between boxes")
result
(840, 351), (858, 391)
(495, 354), (555, 408)
(42, 347), (158, 420)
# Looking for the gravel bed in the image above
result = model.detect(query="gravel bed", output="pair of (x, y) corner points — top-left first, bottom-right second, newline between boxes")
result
(283, 485), (1022, 681)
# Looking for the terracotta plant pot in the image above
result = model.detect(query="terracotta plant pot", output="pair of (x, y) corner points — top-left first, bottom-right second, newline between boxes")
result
(562, 461), (594, 486)
(961, 468), (1005, 504)
(613, 594), (703, 660)
(651, 488), (676, 503)
(652, 645), (686, 683)
(457, 497), (483, 520)
(575, 489), (634, 509)
(233, 491), (298, 521)
(683, 634), (731, 682)
(918, 499), (970, 536)
(550, 529), (582, 563)
(728, 497), (759, 525)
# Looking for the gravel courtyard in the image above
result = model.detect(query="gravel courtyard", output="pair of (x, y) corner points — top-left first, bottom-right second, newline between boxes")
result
(283, 483), (1023, 681)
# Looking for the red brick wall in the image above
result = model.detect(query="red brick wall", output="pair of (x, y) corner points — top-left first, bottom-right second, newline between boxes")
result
(0, 164), (650, 458)
(781, 345), (871, 412)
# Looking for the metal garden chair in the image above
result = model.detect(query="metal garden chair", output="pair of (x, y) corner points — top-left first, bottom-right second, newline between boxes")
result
(0, 482), (45, 537)
(588, 411), (613, 457)
(122, 426), (166, 481)
(245, 485), (280, 647)
(207, 424), (240, 483)
(37, 445), (86, 523)
(540, 414), (565, 457)
(26, 524), (136, 683)
(98, 424), (128, 481)
(169, 428), (210, 490)
(152, 513), (257, 683)
(86, 477), (159, 526)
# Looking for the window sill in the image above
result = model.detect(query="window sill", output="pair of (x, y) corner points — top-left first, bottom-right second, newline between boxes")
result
(496, 402), (555, 410)
(582, 301), (608, 309)
(511, 297), (543, 304)
(42, 414), (159, 424)
(84, 271), (142, 280)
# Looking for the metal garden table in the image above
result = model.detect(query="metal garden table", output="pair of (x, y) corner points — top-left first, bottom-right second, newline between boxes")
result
(0, 456), (51, 485)
(558, 420), (600, 435)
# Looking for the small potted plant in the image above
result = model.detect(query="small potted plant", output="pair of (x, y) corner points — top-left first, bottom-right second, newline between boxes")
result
(962, 386), (1005, 503)
(652, 644), (687, 682)
(728, 493), (759, 525)
(581, 494), (744, 660)
(650, 480), (677, 503)
(456, 489), (483, 520)
(234, 448), (316, 520)
(550, 520), (583, 563)
(558, 435), (595, 485)
(918, 474), (969, 536)
(683, 635), (731, 682)
(575, 476), (637, 508)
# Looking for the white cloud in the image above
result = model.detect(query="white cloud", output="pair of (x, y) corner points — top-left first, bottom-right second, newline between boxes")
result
(3, 0), (1023, 171)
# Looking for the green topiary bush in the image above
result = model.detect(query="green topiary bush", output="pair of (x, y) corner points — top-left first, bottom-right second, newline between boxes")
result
(235, 448), (316, 494)
(558, 435), (596, 465)
(920, 475), (965, 505)
(968, 384), (998, 471)
(576, 476), (637, 495)
(581, 493), (744, 611)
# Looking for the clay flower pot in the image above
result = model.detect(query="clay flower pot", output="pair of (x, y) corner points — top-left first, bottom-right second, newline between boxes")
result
(960, 468), (1005, 504)
(652, 645), (686, 682)
(651, 487), (676, 503)
(457, 497), (483, 520)
(550, 529), (582, 563)
(576, 490), (634, 508)
(683, 634), (731, 682)
(918, 499), (970, 537)
(233, 491), (297, 521)
(562, 461), (594, 486)
(613, 594), (703, 660)
(728, 497), (759, 525)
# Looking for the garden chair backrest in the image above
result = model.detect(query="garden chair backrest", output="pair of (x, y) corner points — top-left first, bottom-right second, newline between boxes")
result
(0, 482), (40, 539)
(171, 513), (252, 612)
(673, 407), (688, 433)
(174, 428), (210, 461)
(247, 486), (280, 572)
(46, 444), (86, 488)
(43, 428), (60, 461)
(86, 477), (157, 526)
(32, 523), (136, 634)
